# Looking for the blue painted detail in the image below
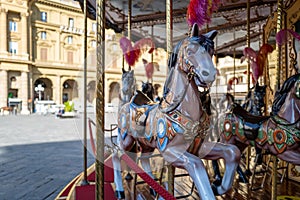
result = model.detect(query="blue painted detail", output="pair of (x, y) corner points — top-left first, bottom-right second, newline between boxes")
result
(157, 118), (167, 138)
(122, 130), (128, 140)
(158, 137), (169, 151)
(118, 128), (127, 140)
(145, 104), (159, 116)
(121, 113), (126, 128)
(172, 122), (184, 133)
(145, 116), (153, 141)
(130, 102), (149, 109)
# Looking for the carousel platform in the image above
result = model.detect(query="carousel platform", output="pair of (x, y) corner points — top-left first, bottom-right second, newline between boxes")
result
(55, 151), (300, 200)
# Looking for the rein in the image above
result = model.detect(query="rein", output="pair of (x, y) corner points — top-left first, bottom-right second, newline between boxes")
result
(272, 115), (300, 127)
(160, 68), (192, 114)
(160, 41), (198, 114)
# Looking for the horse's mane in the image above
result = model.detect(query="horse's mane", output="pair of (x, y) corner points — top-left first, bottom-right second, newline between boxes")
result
(226, 93), (235, 103)
(271, 73), (300, 115)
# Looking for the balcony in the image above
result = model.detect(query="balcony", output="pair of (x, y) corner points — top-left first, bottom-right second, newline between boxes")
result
(60, 25), (83, 35)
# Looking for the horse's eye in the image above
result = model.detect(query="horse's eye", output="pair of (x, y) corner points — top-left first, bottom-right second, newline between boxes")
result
(296, 81), (300, 98)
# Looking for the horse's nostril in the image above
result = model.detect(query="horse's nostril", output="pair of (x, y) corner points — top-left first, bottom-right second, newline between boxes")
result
(202, 71), (209, 76)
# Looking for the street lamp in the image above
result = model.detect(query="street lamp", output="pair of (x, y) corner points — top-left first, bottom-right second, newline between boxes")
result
(35, 84), (44, 100)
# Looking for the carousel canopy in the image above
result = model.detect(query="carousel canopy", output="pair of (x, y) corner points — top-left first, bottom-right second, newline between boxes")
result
(76, 0), (278, 57)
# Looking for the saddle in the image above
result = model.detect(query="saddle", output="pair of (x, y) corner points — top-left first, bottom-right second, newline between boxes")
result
(232, 104), (270, 140)
(130, 90), (158, 126)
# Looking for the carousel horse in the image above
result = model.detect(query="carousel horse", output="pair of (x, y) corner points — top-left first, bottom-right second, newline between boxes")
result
(118, 68), (136, 110)
(112, 24), (241, 199)
(218, 92), (235, 114)
(219, 73), (300, 172)
(241, 83), (267, 166)
(242, 83), (267, 116)
(141, 81), (155, 101)
(214, 84), (267, 183)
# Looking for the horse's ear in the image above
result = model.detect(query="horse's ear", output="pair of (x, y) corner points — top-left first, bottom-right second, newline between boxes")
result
(204, 30), (218, 40)
(191, 23), (199, 37)
(122, 68), (127, 74)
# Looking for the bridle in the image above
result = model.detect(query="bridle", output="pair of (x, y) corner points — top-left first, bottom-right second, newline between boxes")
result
(161, 37), (214, 113)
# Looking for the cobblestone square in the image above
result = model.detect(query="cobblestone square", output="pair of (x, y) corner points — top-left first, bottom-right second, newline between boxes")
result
(0, 113), (115, 200)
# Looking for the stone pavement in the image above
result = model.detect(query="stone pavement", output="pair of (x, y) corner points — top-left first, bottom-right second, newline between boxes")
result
(0, 112), (118, 200)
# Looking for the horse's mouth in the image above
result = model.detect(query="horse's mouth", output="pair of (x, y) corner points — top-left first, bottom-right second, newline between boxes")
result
(194, 74), (213, 88)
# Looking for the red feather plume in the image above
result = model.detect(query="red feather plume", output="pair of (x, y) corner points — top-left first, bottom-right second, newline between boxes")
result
(187, 0), (221, 28)
(241, 44), (273, 83)
(119, 37), (155, 67)
(256, 44), (273, 81)
(227, 77), (239, 91)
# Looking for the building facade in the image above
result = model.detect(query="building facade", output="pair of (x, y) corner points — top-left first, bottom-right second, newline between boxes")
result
(0, 0), (167, 114)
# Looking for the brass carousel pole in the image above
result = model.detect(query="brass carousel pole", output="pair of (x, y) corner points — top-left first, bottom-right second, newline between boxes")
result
(271, 0), (284, 199)
(246, 0), (251, 172)
(151, 25), (154, 83)
(128, 0), (131, 40)
(95, 0), (105, 199)
(166, 0), (174, 195)
(81, 0), (89, 185)
(233, 30), (236, 97)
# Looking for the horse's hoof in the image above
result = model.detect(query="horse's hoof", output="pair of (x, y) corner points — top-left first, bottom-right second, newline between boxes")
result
(115, 190), (125, 199)
(211, 183), (220, 196)
(125, 172), (133, 180)
(213, 176), (222, 186)
(150, 188), (157, 196)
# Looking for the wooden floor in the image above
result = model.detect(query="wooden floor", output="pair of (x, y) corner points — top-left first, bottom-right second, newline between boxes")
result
(121, 158), (300, 200)
(124, 171), (300, 200)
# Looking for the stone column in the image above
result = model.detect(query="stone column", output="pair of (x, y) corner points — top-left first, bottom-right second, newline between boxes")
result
(20, 71), (30, 115)
(0, 8), (7, 54)
(0, 70), (8, 108)
(21, 12), (28, 57)
(56, 75), (61, 104)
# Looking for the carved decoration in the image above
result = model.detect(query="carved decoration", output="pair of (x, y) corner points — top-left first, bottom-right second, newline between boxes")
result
(286, 1), (300, 76)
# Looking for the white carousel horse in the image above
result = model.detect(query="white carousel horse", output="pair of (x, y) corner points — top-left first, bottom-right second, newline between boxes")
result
(112, 24), (241, 199)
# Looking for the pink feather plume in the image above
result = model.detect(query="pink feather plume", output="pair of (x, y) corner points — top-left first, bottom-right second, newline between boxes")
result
(276, 29), (300, 46)
(241, 44), (273, 83)
(187, 0), (221, 28)
(119, 37), (155, 67)
(142, 59), (159, 80)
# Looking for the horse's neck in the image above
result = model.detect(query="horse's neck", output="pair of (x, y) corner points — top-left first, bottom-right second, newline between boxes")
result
(146, 91), (154, 101)
(119, 92), (132, 109)
(277, 94), (300, 123)
(167, 68), (202, 121)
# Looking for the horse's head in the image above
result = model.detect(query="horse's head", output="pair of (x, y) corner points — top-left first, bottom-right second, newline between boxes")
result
(176, 23), (217, 88)
(121, 68), (136, 96)
(253, 83), (266, 109)
(141, 81), (153, 94)
(272, 74), (300, 123)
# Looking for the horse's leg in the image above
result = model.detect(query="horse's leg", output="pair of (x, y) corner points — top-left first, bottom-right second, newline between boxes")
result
(112, 151), (125, 199)
(163, 145), (216, 200)
(139, 150), (157, 196)
(200, 142), (241, 195)
(212, 160), (222, 185)
(125, 142), (138, 180)
(237, 165), (249, 183)
(112, 134), (136, 199)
